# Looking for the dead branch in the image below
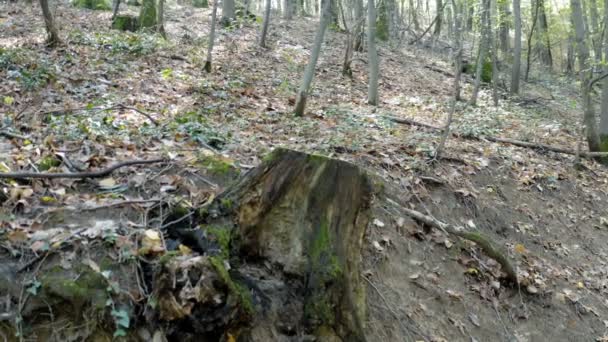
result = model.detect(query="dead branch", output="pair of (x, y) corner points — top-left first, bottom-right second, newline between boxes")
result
(386, 115), (608, 158)
(0, 159), (167, 179)
(400, 206), (518, 284)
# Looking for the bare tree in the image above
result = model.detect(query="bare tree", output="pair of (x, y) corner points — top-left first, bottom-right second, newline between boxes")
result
(204, 0), (219, 72)
(524, 0), (539, 81)
(433, 0), (442, 35)
(510, 0), (521, 94)
(157, 0), (166, 37)
(40, 0), (60, 47)
(498, 0), (509, 56)
(259, 0), (272, 47)
(490, 0), (498, 106)
(571, 0), (601, 151)
(469, 0), (490, 106)
(294, 0), (331, 116)
(409, 0), (420, 30)
(367, 0), (379, 105)
(434, 0), (462, 159)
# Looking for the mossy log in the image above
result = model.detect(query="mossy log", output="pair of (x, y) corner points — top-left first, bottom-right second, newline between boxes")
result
(165, 148), (372, 341)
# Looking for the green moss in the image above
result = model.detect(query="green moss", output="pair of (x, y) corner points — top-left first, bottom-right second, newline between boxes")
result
(112, 15), (139, 32)
(198, 155), (235, 175)
(192, 0), (208, 7)
(37, 155), (61, 171)
(205, 226), (232, 259)
(41, 265), (108, 310)
(138, 0), (157, 29)
(72, 0), (111, 10)
(209, 256), (254, 314)
(159, 251), (180, 265)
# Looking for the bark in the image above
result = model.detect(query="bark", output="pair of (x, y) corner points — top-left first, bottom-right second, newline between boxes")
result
(433, 0), (442, 35)
(354, 0), (365, 50)
(284, 0), (294, 19)
(156, 0), (166, 37)
(139, 0), (158, 29)
(204, 0), (219, 73)
(571, 0), (601, 151)
(469, 0), (490, 106)
(588, 0), (602, 62)
(39, 0), (60, 47)
(294, 0), (331, 116)
(600, 0), (608, 151)
(222, 0), (235, 25)
(259, 0), (272, 47)
(367, 0), (380, 105)
(534, 0), (553, 68)
(490, 0), (498, 106)
(498, 0), (509, 56)
(510, 0), (521, 94)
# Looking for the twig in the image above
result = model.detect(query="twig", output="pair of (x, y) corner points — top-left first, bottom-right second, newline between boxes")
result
(0, 159), (167, 179)
(386, 115), (608, 158)
(399, 206), (518, 284)
(159, 211), (194, 230)
(0, 130), (29, 140)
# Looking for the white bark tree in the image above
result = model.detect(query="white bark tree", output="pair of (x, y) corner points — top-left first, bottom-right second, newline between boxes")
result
(205, 0), (219, 72)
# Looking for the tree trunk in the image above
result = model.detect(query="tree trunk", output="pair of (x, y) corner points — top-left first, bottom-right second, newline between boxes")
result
(409, 0), (420, 30)
(156, 0), (166, 37)
(510, 0), (521, 94)
(139, 0), (158, 29)
(490, 0), (498, 106)
(259, 0), (272, 47)
(204, 0), (219, 72)
(294, 0), (331, 116)
(367, 0), (380, 105)
(498, 0), (509, 56)
(466, 0), (473, 31)
(433, 0), (441, 35)
(599, 0), (608, 150)
(222, 0), (235, 25)
(534, 0), (552, 68)
(39, 0), (60, 47)
(524, 0), (539, 81)
(587, 0), (602, 62)
(571, 0), (601, 152)
(112, 0), (121, 21)
(470, 0), (490, 106)
(353, 0), (365, 50)
(284, 0), (294, 18)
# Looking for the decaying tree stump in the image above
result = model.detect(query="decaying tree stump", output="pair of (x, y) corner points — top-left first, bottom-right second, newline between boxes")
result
(162, 148), (373, 341)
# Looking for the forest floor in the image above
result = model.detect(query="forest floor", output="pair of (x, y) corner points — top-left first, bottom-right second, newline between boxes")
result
(2, 1), (608, 341)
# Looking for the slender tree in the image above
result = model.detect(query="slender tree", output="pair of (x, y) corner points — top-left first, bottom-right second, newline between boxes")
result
(525, 0), (539, 80)
(259, 0), (272, 47)
(433, 0), (442, 35)
(40, 0), (60, 47)
(354, 0), (365, 50)
(112, 0), (121, 21)
(498, 0), (509, 56)
(588, 0), (602, 62)
(571, 0), (601, 151)
(470, 0), (490, 106)
(294, 0), (331, 116)
(409, 0), (420, 30)
(368, 0), (380, 105)
(490, 0), (498, 106)
(157, 0), (166, 37)
(204, 0), (219, 72)
(222, 0), (235, 25)
(510, 0), (521, 94)
(599, 0), (608, 150)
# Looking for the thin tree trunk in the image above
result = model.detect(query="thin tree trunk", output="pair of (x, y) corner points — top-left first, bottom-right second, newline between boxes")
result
(433, 0), (441, 35)
(294, 0), (331, 116)
(39, 0), (60, 47)
(434, 0), (462, 159)
(490, 0), (498, 106)
(368, 0), (380, 105)
(571, 0), (601, 151)
(599, 0), (608, 150)
(535, 0), (552, 67)
(204, 0), (219, 72)
(469, 0), (490, 106)
(588, 0), (602, 62)
(498, 0), (509, 56)
(409, 0), (420, 30)
(260, 0), (272, 47)
(510, 0), (521, 94)
(156, 0), (166, 37)
(354, 0), (364, 50)
(525, 0), (539, 81)
(222, 0), (235, 25)
(112, 0), (121, 21)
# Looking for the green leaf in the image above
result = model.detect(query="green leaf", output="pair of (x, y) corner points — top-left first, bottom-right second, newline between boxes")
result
(3, 96), (14, 106)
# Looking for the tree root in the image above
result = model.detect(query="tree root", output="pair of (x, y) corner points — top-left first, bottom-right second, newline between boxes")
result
(400, 206), (518, 285)
(386, 115), (608, 158)
(0, 159), (167, 179)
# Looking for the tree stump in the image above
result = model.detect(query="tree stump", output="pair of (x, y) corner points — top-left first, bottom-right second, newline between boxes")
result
(162, 148), (372, 341)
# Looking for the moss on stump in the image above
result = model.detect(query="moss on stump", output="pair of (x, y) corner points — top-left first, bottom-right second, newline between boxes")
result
(111, 15), (139, 31)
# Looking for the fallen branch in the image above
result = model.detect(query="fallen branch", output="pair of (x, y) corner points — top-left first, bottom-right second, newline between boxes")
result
(0, 159), (167, 179)
(400, 206), (518, 284)
(41, 104), (159, 126)
(386, 115), (608, 158)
